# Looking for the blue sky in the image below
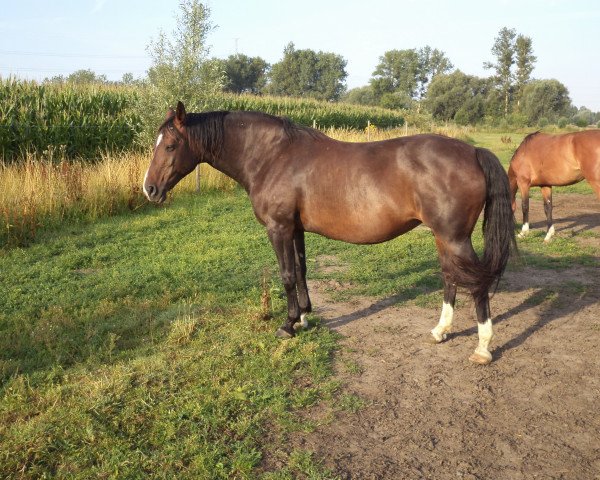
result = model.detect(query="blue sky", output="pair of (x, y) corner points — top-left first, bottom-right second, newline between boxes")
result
(1, 0), (599, 110)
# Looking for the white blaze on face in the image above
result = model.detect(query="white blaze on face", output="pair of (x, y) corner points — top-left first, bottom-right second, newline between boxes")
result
(143, 133), (164, 199)
(155, 133), (164, 149)
(431, 301), (454, 343)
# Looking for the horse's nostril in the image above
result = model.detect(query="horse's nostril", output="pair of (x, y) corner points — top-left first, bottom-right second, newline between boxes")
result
(147, 184), (156, 197)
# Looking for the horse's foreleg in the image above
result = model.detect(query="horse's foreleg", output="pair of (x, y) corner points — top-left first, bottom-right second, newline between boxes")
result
(431, 280), (457, 343)
(268, 226), (300, 338)
(518, 184), (530, 238)
(293, 230), (312, 329)
(541, 186), (555, 242)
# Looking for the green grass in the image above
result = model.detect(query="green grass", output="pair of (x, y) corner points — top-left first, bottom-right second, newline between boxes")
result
(0, 190), (341, 478)
(1, 129), (599, 478)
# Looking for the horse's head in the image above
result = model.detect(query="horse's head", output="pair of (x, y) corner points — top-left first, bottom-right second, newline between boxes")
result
(143, 101), (197, 203)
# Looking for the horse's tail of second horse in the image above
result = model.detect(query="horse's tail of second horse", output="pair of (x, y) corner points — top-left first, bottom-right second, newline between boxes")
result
(476, 147), (517, 292)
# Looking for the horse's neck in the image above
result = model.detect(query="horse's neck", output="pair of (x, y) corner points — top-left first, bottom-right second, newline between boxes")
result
(205, 115), (290, 191)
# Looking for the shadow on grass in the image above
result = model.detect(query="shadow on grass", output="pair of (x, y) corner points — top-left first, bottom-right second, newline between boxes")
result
(315, 250), (599, 360)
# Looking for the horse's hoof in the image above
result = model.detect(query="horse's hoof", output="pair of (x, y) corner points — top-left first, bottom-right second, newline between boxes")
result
(469, 351), (492, 365)
(275, 327), (294, 339)
(430, 330), (447, 344)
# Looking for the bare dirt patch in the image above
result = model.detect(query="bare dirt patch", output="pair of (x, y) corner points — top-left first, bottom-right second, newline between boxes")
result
(291, 193), (600, 479)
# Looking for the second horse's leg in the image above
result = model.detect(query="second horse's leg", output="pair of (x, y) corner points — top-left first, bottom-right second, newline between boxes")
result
(518, 183), (531, 238)
(542, 186), (555, 242)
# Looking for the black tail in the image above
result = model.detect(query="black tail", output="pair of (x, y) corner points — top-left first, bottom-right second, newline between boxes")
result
(476, 147), (517, 290)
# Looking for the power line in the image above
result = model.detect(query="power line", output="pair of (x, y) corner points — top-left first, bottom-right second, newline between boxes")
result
(0, 49), (149, 60)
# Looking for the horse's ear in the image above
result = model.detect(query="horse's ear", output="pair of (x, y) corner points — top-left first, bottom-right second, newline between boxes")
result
(174, 101), (186, 127)
(165, 107), (175, 120)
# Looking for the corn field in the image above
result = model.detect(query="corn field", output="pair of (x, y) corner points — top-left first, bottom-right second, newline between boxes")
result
(0, 79), (406, 162)
(0, 79), (142, 161)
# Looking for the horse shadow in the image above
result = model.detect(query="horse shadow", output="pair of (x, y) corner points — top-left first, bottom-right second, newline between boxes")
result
(315, 251), (600, 360)
(528, 211), (600, 236)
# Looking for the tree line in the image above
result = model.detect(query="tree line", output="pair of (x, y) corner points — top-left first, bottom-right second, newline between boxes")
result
(44, 1), (598, 129)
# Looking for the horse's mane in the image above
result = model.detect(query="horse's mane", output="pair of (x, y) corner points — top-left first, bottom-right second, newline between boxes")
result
(160, 110), (325, 162)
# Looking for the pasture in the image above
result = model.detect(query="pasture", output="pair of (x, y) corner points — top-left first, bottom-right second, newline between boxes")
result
(1, 130), (599, 478)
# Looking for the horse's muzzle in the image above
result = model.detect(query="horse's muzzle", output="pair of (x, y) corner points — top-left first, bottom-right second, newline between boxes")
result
(143, 183), (166, 203)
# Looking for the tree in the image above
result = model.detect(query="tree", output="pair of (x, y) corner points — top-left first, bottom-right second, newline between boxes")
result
(424, 70), (489, 124)
(520, 79), (571, 124)
(141, 1), (223, 146)
(371, 49), (421, 100)
(514, 35), (536, 110)
(343, 86), (379, 106)
(370, 47), (452, 107)
(484, 27), (517, 117)
(146, 0), (223, 107)
(220, 54), (269, 94)
(416, 46), (454, 98)
(267, 43), (347, 101)
(47, 69), (107, 84)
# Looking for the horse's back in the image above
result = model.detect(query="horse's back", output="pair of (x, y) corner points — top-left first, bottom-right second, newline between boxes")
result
(296, 134), (486, 244)
(511, 132), (593, 186)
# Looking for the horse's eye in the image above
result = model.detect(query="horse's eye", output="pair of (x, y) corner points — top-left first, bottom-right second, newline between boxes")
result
(166, 145), (176, 152)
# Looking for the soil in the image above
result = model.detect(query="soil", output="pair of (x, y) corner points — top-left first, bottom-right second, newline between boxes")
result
(291, 193), (600, 479)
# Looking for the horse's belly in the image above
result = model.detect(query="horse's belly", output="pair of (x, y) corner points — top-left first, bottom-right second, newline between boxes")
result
(302, 206), (420, 244)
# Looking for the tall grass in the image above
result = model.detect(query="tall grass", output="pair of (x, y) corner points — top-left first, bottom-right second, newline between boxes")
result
(0, 125), (483, 249)
(0, 148), (235, 247)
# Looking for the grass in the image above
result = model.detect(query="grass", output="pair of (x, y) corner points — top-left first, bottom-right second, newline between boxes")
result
(1, 126), (598, 478)
(0, 191), (341, 478)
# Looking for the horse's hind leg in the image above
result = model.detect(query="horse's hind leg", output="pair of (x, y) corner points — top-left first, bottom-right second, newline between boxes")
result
(431, 279), (457, 343)
(469, 290), (494, 365)
(541, 186), (555, 242)
(434, 238), (494, 364)
(294, 230), (312, 329)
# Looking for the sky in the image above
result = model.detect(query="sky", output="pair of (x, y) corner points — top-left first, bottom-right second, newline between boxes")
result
(1, 0), (599, 110)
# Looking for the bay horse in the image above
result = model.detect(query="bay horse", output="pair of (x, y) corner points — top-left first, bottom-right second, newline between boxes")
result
(509, 130), (600, 241)
(143, 102), (515, 364)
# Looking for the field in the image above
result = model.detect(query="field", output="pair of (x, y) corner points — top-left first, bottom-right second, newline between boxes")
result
(1, 129), (599, 478)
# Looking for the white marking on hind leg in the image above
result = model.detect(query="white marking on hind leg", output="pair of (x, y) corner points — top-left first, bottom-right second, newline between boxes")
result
(431, 301), (454, 343)
(470, 318), (493, 364)
(300, 313), (308, 329)
(544, 224), (555, 242)
(518, 222), (529, 238)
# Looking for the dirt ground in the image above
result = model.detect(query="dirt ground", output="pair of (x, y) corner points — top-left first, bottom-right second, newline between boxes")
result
(292, 194), (600, 479)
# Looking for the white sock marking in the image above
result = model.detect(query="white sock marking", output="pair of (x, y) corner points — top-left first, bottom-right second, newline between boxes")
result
(431, 301), (454, 342)
(473, 318), (493, 361)
(544, 224), (555, 242)
(300, 313), (308, 329)
(518, 222), (529, 238)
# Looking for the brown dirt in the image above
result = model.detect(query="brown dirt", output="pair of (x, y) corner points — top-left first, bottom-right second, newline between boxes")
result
(291, 193), (600, 479)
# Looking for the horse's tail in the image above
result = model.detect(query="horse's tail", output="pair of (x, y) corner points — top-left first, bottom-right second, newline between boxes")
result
(476, 147), (517, 292)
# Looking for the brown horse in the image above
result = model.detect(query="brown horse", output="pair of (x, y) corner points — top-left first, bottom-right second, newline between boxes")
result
(143, 102), (516, 364)
(509, 130), (600, 241)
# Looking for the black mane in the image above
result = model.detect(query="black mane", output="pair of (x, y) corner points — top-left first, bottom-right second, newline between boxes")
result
(160, 110), (325, 162)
